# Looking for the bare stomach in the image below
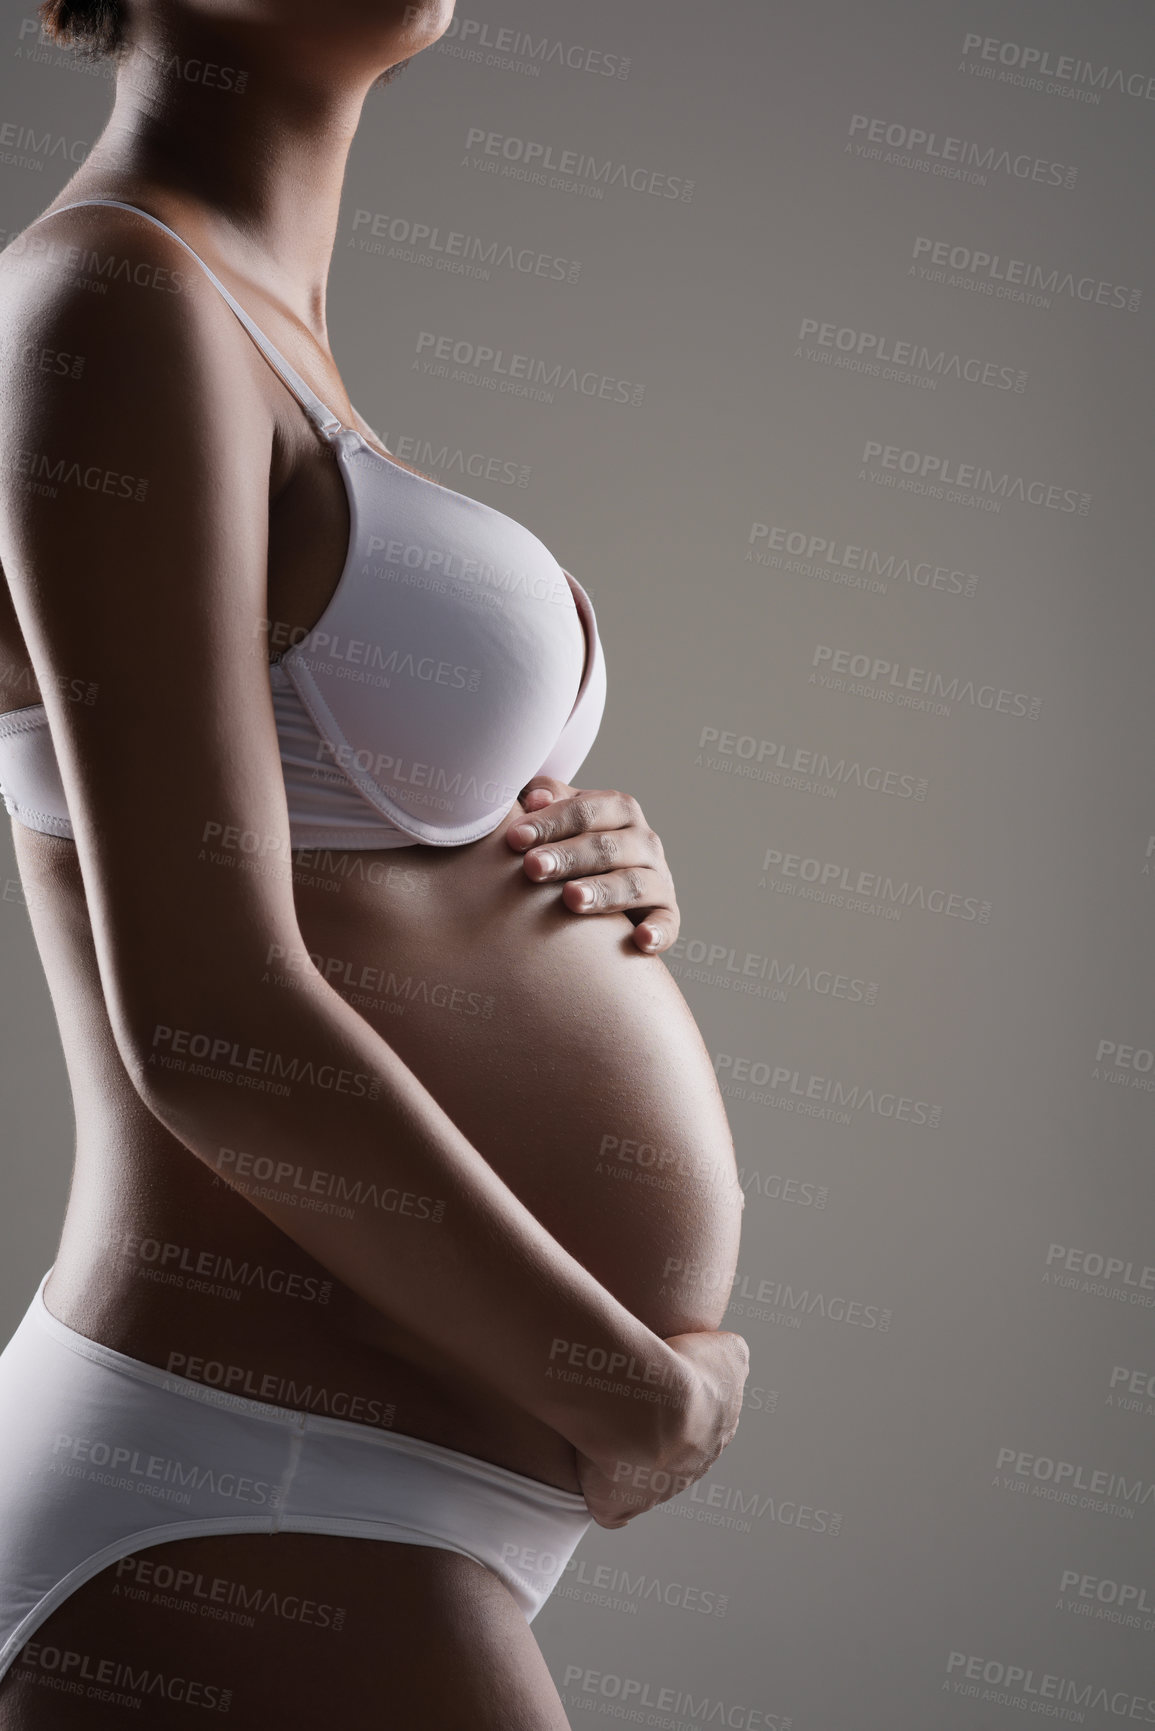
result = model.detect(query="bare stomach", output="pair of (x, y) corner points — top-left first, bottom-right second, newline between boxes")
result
(30, 815), (743, 1494)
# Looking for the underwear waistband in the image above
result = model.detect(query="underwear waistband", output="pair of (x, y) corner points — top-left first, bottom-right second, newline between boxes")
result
(30, 1267), (590, 1515)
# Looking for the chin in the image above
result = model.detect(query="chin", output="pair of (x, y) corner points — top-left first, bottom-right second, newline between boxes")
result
(384, 0), (456, 46)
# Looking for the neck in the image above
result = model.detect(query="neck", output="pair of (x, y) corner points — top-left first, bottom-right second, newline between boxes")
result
(64, 17), (390, 338)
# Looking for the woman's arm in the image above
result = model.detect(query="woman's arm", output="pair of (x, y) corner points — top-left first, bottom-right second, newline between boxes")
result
(0, 214), (745, 1520)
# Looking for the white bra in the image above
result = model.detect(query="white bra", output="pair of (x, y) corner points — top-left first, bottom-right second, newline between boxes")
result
(0, 199), (607, 850)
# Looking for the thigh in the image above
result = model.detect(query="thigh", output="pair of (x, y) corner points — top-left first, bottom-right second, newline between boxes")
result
(0, 1532), (573, 1730)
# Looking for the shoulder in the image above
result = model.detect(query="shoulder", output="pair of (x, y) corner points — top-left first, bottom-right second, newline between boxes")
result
(0, 201), (272, 453)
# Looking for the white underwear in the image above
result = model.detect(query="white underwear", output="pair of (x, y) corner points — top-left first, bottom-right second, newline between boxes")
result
(0, 1269), (592, 1680)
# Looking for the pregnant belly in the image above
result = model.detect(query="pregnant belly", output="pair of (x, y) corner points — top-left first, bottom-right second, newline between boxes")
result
(293, 820), (744, 1349)
(14, 811), (741, 1495)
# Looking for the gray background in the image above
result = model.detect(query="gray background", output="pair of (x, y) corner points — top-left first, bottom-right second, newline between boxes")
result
(2, 1), (1154, 1725)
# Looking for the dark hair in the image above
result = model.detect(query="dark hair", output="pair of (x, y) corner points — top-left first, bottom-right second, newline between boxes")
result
(38, 0), (126, 56)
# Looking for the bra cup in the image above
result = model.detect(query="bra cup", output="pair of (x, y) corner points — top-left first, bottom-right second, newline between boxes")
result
(281, 438), (587, 846)
(532, 568), (607, 790)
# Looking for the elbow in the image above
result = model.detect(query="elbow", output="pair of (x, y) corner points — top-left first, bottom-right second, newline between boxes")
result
(104, 970), (263, 1123)
(117, 1012), (199, 1114)
(97, 916), (336, 1132)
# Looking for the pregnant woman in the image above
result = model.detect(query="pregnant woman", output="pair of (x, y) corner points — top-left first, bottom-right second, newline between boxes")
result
(0, 2), (747, 1725)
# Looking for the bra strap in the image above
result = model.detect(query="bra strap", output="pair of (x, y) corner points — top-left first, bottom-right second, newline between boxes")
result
(27, 198), (343, 437)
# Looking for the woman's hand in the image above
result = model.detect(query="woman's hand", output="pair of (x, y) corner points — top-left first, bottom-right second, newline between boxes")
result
(505, 775), (679, 954)
(573, 1329), (750, 1529)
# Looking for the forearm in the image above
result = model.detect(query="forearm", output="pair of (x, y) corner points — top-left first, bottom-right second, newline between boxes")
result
(128, 962), (689, 1452)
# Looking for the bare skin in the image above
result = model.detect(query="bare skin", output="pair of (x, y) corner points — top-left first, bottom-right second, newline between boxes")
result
(0, 2), (747, 1725)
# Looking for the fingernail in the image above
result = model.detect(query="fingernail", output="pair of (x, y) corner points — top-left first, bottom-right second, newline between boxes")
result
(509, 823), (538, 846)
(641, 926), (664, 948)
(573, 884), (593, 906)
(535, 851), (557, 877)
